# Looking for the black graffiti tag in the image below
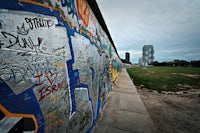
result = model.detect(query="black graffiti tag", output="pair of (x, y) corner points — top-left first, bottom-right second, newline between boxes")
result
(1, 31), (43, 54)
(25, 17), (54, 30)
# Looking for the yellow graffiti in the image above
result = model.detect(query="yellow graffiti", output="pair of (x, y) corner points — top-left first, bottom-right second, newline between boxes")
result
(110, 63), (119, 82)
(48, 92), (64, 105)
(45, 110), (64, 131)
(48, 93), (62, 101)
(53, 62), (66, 69)
(46, 119), (64, 131)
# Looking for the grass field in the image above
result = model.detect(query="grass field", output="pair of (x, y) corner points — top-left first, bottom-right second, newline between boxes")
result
(127, 66), (200, 92)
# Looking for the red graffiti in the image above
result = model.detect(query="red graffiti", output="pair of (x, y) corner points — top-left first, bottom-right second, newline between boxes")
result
(38, 80), (67, 102)
(46, 71), (58, 85)
(34, 74), (44, 86)
(34, 71), (68, 102)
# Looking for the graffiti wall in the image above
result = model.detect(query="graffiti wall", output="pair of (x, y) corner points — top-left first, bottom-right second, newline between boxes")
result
(0, 0), (122, 132)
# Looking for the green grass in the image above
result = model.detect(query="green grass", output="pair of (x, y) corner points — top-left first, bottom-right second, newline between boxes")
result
(127, 66), (200, 92)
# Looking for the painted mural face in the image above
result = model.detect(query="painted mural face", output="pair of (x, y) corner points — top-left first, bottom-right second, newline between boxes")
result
(0, 0), (122, 132)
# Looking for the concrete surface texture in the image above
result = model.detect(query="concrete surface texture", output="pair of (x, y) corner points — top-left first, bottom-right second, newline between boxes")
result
(0, 0), (124, 132)
(93, 69), (156, 133)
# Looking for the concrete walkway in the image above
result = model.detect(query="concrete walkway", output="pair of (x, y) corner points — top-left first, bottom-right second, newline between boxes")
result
(93, 69), (156, 133)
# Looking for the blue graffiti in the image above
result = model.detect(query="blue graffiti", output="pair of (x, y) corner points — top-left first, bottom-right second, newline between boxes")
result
(0, 78), (45, 132)
(61, 0), (79, 19)
(66, 30), (95, 133)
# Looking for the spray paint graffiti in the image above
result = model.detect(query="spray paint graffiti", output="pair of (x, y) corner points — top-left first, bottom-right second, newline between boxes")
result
(67, 87), (92, 133)
(61, 0), (78, 19)
(0, 0), (123, 132)
(1, 31), (45, 55)
(0, 104), (38, 132)
(76, 0), (90, 27)
(35, 70), (68, 102)
(0, 7), (71, 132)
(25, 17), (54, 30)
(45, 109), (64, 132)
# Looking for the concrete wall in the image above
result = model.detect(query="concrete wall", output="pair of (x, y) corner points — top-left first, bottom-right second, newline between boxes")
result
(0, 0), (122, 132)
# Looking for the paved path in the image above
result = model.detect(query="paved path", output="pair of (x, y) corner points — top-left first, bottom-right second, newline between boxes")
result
(93, 68), (156, 133)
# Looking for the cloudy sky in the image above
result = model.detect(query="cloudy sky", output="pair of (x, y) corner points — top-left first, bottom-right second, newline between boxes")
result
(96, 0), (200, 63)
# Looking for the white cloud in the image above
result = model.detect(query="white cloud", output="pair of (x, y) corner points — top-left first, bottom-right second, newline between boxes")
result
(185, 53), (200, 57)
(157, 48), (191, 54)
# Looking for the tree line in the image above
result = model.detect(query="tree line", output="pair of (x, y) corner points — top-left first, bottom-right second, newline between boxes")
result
(152, 60), (200, 67)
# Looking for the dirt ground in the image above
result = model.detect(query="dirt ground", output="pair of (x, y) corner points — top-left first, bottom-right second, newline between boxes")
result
(137, 87), (200, 133)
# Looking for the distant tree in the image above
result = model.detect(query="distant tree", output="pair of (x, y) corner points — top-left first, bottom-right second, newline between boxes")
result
(153, 61), (159, 66)
(172, 60), (189, 67)
(153, 60), (199, 67)
(191, 60), (200, 67)
(173, 59), (180, 67)
(180, 60), (190, 67)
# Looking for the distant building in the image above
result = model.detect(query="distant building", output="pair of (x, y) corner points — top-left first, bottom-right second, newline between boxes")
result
(125, 52), (130, 62)
(138, 57), (143, 66)
(142, 45), (154, 66)
(121, 52), (131, 65)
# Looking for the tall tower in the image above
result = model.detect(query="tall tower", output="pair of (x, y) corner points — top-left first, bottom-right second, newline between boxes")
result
(125, 52), (130, 62)
(142, 45), (154, 66)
